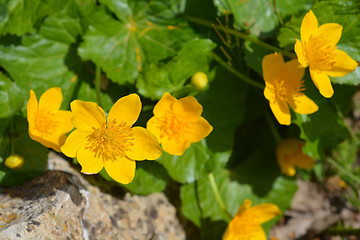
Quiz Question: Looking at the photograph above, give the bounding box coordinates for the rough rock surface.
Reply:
[0,152,185,240]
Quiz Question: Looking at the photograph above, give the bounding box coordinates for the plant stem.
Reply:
[208,172,232,220]
[265,111,282,143]
[211,53,264,89]
[325,227,360,236]
[186,16,296,59]
[95,65,103,108]
[326,157,360,184]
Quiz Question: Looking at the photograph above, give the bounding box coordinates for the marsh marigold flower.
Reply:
[295,10,358,98]
[61,94,162,184]
[27,87,73,152]
[147,92,212,156]
[191,72,208,90]
[276,138,314,176]
[263,52,318,125]
[223,199,281,240]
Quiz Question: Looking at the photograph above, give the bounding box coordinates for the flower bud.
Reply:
[5,154,24,169]
[191,72,208,90]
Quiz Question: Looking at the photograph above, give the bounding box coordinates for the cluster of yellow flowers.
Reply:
[27,88,212,184]
[263,10,358,126]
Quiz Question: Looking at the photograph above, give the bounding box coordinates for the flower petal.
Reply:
[146,117,162,142]
[317,23,342,46]
[269,100,291,125]
[246,203,281,224]
[28,130,63,152]
[107,93,141,127]
[223,222,266,240]
[56,110,74,134]
[174,96,203,117]
[309,68,334,98]
[289,93,318,115]
[104,157,136,184]
[126,127,162,161]
[285,59,305,82]
[293,151,315,169]
[187,117,213,143]
[153,92,177,117]
[61,129,89,158]
[326,49,358,77]
[161,136,191,156]
[77,147,104,174]
[27,90,38,129]
[295,39,309,68]
[39,87,63,112]
[262,52,285,84]
[301,10,318,42]
[276,138,300,157]
[71,100,106,131]
[235,199,252,216]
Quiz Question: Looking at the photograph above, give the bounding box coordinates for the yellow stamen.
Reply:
[33,109,58,137]
[86,120,134,162]
[157,112,190,142]
[304,34,337,70]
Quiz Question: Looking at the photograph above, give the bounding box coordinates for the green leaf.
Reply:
[180,183,202,227]
[121,161,170,195]
[0,0,69,36]
[157,140,211,184]
[0,73,24,118]
[137,39,216,99]
[244,41,273,75]
[0,117,48,186]
[78,1,196,85]
[213,0,311,35]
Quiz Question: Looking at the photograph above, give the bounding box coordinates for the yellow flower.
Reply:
[191,72,208,90]
[61,94,162,184]
[276,138,314,176]
[5,154,24,169]
[147,92,213,156]
[294,10,358,98]
[262,52,318,125]
[223,199,281,240]
[27,87,73,152]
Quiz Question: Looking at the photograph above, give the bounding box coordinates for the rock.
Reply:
[0,152,185,240]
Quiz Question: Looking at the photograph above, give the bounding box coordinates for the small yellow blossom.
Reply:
[276,138,314,176]
[223,199,281,240]
[61,94,162,184]
[295,10,358,98]
[5,154,24,169]
[262,52,318,125]
[191,72,208,90]
[147,92,213,156]
[27,87,73,152]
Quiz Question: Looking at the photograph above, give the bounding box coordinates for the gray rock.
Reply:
[0,152,185,240]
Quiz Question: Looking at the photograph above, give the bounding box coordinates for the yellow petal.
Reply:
[39,87,62,112]
[153,92,177,117]
[235,199,252,216]
[61,129,89,158]
[187,117,213,143]
[77,147,104,174]
[295,39,309,68]
[285,59,305,82]
[276,138,300,158]
[293,151,315,169]
[71,100,106,131]
[161,136,191,156]
[269,100,291,125]
[262,52,285,84]
[146,117,162,142]
[309,68,334,98]
[174,96,203,117]
[317,23,342,46]
[289,93,318,115]
[107,93,141,127]
[27,90,38,129]
[246,203,281,224]
[301,10,318,42]
[326,49,358,77]
[126,127,162,160]
[28,130,62,152]
[56,110,74,134]
[104,157,136,184]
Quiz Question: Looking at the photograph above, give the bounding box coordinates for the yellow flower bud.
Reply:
[4,154,24,169]
[191,72,208,90]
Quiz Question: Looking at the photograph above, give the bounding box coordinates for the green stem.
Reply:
[208,172,232,220]
[326,157,360,184]
[186,16,296,59]
[265,111,282,143]
[211,53,264,89]
[95,65,103,108]
[325,227,360,236]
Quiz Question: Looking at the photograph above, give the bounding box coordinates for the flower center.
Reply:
[229,215,260,239]
[157,112,189,141]
[304,34,337,70]
[85,120,134,162]
[272,78,305,103]
[33,109,58,137]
